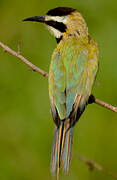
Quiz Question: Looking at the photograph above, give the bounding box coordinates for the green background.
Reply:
[0,0,117,180]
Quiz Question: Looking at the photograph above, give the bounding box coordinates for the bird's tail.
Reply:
[50,118,74,176]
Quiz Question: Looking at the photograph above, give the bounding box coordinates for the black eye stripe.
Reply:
[47,7,76,16]
[46,21,67,32]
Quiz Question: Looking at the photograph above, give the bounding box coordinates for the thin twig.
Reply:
[95,98,117,112]
[17,40,21,55]
[75,153,117,179]
[0,41,117,112]
[88,95,117,113]
[0,41,48,77]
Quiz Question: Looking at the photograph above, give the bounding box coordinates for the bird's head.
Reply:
[23,7,88,43]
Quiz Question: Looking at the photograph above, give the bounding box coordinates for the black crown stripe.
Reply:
[47,7,76,16]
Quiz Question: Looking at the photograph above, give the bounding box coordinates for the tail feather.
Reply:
[62,124,73,173]
[50,119,74,175]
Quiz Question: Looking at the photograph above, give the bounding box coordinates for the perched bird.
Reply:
[23,7,99,176]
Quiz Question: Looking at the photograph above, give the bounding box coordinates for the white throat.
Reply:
[46,25,62,38]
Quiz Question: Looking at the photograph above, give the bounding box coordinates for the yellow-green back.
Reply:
[49,35,99,120]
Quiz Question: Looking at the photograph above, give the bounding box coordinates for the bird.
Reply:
[23,7,99,176]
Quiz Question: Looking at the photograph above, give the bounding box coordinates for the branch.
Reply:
[75,153,117,179]
[88,95,117,113]
[0,41,116,113]
[0,41,48,78]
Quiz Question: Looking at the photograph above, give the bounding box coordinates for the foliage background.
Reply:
[0,0,117,180]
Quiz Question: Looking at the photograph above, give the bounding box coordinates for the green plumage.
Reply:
[49,36,99,120]
[49,35,99,175]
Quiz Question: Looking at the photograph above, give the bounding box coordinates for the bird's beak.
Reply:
[23,16,45,23]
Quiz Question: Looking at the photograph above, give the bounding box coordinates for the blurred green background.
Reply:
[0,0,117,180]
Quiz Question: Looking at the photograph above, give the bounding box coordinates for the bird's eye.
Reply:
[52,21,56,25]
[46,20,56,26]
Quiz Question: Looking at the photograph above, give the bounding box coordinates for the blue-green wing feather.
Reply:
[49,37,99,120]
[49,50,66,120]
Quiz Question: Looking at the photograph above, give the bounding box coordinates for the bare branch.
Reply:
[88,95,117,113]
[75,153,117,179]
[0,41,117,113]
[95,98,117,112]
[0,41,48,78]
[17,40,21,55]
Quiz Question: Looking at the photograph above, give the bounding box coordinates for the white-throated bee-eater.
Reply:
[23,7,99,176]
